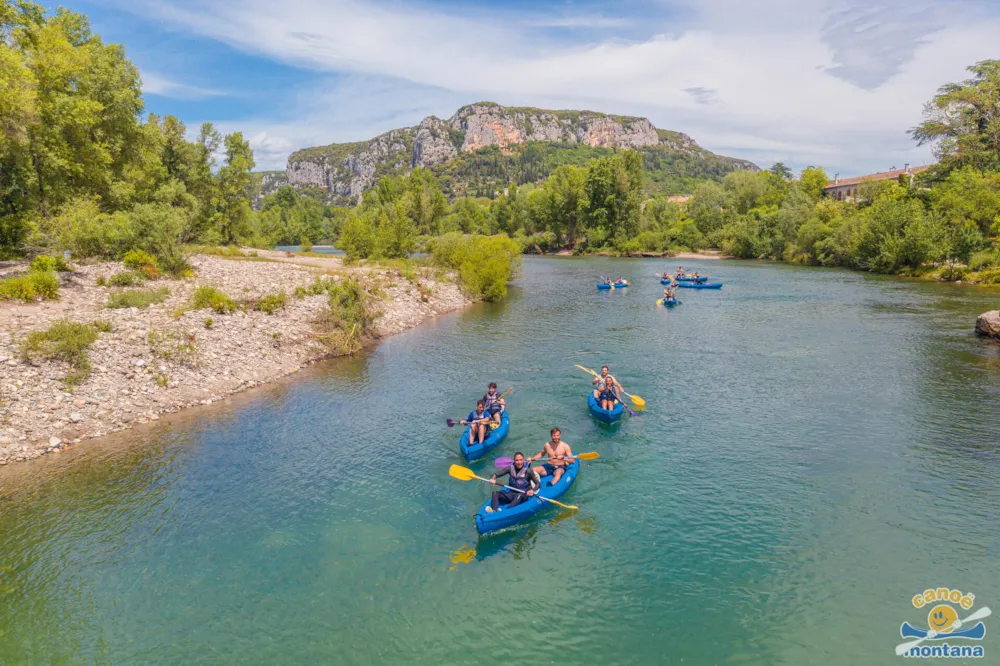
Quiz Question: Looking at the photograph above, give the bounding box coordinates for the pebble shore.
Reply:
[0,251,471,466]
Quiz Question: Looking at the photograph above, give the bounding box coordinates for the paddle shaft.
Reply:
[479,474,577,511]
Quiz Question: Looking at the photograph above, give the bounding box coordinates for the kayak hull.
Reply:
[675,276,708,283]
[660,278,673,285]
[677,282,722,289]
[460,410,510,461]
[661,299,679,307]
[474,458,581,535]
[588,393,625,423]
[597,282,628,290]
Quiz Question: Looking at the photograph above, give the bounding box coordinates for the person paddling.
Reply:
[461,400,490,448]
[675,266,685,278]
[530,427,574,484]
[591,365,623,401]
[482,382,505,425]
[486,452,538,513]
[663,285,676,301]
[598,376,620,410]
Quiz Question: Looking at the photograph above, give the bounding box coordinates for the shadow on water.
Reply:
[473,508,586,561]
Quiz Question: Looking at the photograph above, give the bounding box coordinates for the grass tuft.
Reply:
[20,320,100,387]
[106,287,170,309]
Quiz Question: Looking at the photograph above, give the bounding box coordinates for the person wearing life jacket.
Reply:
[598,376,620,410]
[675,266,685,278]
[486,452,539,513]
[592,365,623,401]
[482,382,505,425]
[663,286,676,302]
[460,400,490,448]
[530,427,574,485]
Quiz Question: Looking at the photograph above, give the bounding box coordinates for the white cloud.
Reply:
[131,0,1000,175]
[142,72,226,99]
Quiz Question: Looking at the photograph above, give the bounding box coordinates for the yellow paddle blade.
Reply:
[628,394,646,409]
[656,299,663,305]
[574,364,600,378]
[448,464,477,482]
[542,497,578,510]
[575,452,600,461]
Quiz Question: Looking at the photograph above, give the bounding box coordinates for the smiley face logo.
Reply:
[928,604,958,633]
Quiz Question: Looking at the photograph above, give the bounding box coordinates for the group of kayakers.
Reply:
[660,266,706,301]
[601,275,627,286]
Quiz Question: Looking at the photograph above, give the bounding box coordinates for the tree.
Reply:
[911,59,1000,174]
[798,167,829,201]
[585,151,643,247]
[769,162,793,180]
[214,132,256,244]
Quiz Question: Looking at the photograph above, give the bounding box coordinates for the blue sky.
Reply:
[76,0,1000,175]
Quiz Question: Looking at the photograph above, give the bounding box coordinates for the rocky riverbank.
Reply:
[0,251,471,466]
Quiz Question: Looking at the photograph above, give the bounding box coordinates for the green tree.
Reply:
[912,60,1000,174]
[585,151,643,248]
[798,167,829,201]
[769,162,793,180]
[214,132,256,244]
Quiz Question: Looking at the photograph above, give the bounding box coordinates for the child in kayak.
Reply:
[598,376,620,410]
[663,286,676,301]
[482,382,505,425]
[460,401,491,448]
[591,365,623,401]
[486,452,538,513]
[530,427,574,485]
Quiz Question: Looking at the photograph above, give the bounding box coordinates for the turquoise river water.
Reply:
[2,258,1000,664]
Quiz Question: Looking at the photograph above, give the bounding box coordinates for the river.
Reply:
[2,257,999,664]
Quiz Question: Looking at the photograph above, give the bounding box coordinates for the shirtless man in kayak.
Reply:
[592,365,623,401]
[486,452,538,513]
[530,427,574,484]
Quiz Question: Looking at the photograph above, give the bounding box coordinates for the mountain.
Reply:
[270,102,757,204]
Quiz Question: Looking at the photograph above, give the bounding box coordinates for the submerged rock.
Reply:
[975,310,1000,338]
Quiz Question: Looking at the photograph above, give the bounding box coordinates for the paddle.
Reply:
[574,364,645,411]
[895,606,992,656]
[448,464,579,510]
[495,452,600,467]
[446,387,513,427]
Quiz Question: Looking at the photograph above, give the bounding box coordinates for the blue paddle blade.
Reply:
[446,419,456,427]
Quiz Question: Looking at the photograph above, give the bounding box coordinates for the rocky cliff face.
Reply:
[283,102,754,202]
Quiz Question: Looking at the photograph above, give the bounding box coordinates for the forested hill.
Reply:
[273,103,758,203]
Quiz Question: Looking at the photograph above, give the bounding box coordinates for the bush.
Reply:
[315,278,378,353]
[190,286,238,314]
[969,247,1000,271]
[92,320,113,333]
[30,255,70,272]
[300,235,313,253]
[106,287,170,309]
[147,329,198,366]
[429,233,522,301]
[254,291,288,314]
[204,317,213,329]
[20,320,100,387]
[0,271,59,302]
[123,249,158,270]
[109,271,144,287]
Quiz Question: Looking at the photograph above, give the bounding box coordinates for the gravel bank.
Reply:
[0,253,471,466]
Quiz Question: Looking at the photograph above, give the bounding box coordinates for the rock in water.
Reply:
[975,310,1000,338]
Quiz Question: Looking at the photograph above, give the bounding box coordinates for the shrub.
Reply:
[30,255,70,272]
[204,317,213,329]
[429,233,522,301]
[0,271,59,302]
[109,271,144,287]
[20,320,100,387]
[148,329,198,366]
[254,291,288,314]
[315,278,378,353]
[294,286,306,299]
[300,235,313,253]
[123,249,158,270]
[968,247,1000,271]
[95,275,108,287]
[92,320,113,333]
[106,287,170,309]
[189,286,238,314]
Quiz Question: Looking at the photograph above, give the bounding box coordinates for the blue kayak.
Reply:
[659,278,673,285]
[588,393,624,423]
[596,282,628,290]
[474,458,581,535]
[660,299,679,307]
[677,282,722,289]
[460,410,510,461]
[676,276,708,283]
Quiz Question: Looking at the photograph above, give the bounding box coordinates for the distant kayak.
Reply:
[677,282,722,289]
[659,278,673,285]
[660,299,679,307]
[460,411,510,461]
[597,282,628,290]
[474,458,580,535]
[588,393,624,423]
[675,276,708,283]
